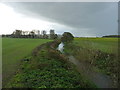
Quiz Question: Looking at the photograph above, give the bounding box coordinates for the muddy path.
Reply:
[68,55,114,88]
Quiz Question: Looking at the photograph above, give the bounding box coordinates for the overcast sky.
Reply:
[0,2,118,37]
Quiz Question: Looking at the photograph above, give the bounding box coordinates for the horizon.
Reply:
[0,2,118,37]
[0,29,119,38]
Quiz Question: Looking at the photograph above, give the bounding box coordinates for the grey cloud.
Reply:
[4,2,118,37]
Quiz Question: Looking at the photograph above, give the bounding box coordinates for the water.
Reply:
[68,56,113,88]
[57,43,114,88]
[57,42,64,53]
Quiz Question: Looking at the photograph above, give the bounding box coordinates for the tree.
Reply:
[49,29,58,39]
[41,30,46,35]
[41,30,47,39]
[13,30,22,38]
[43,34,48,39]
[61,32,74,43]
[30,31,35,38]
[53,34,58,39]
[50,29,54,39]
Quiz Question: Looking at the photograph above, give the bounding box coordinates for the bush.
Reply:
[61,32,74,43]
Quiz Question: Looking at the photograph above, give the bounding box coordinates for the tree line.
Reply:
[102,35,120,38]
[2,29,58,39]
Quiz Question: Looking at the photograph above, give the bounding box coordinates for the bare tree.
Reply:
[30,31,35,38]
[13,30,22,38]
[22,31,25,35]
[37,30,40,38]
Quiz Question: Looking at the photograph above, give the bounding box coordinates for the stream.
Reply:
[57,42,114,88]
[57,42,64,53]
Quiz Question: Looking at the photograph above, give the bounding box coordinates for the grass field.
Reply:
[2,38,52,85]
[64,37,118,66]
[73,38,118,54]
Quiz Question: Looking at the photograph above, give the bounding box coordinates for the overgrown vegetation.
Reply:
[64,37,118,87]
[5,40,96,88]
[61,32,74,43]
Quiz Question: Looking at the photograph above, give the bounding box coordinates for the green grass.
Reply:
[2,38,52,85]
[64,37,118,67]
[6,43,96,88]
[74,38,118,54]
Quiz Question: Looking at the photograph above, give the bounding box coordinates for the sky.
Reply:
[0,2,118,37]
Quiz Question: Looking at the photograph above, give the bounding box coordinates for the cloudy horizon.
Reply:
[0,2,118,37]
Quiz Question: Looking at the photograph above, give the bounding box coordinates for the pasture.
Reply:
[73,38,118,54]
[2,38,52,85]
